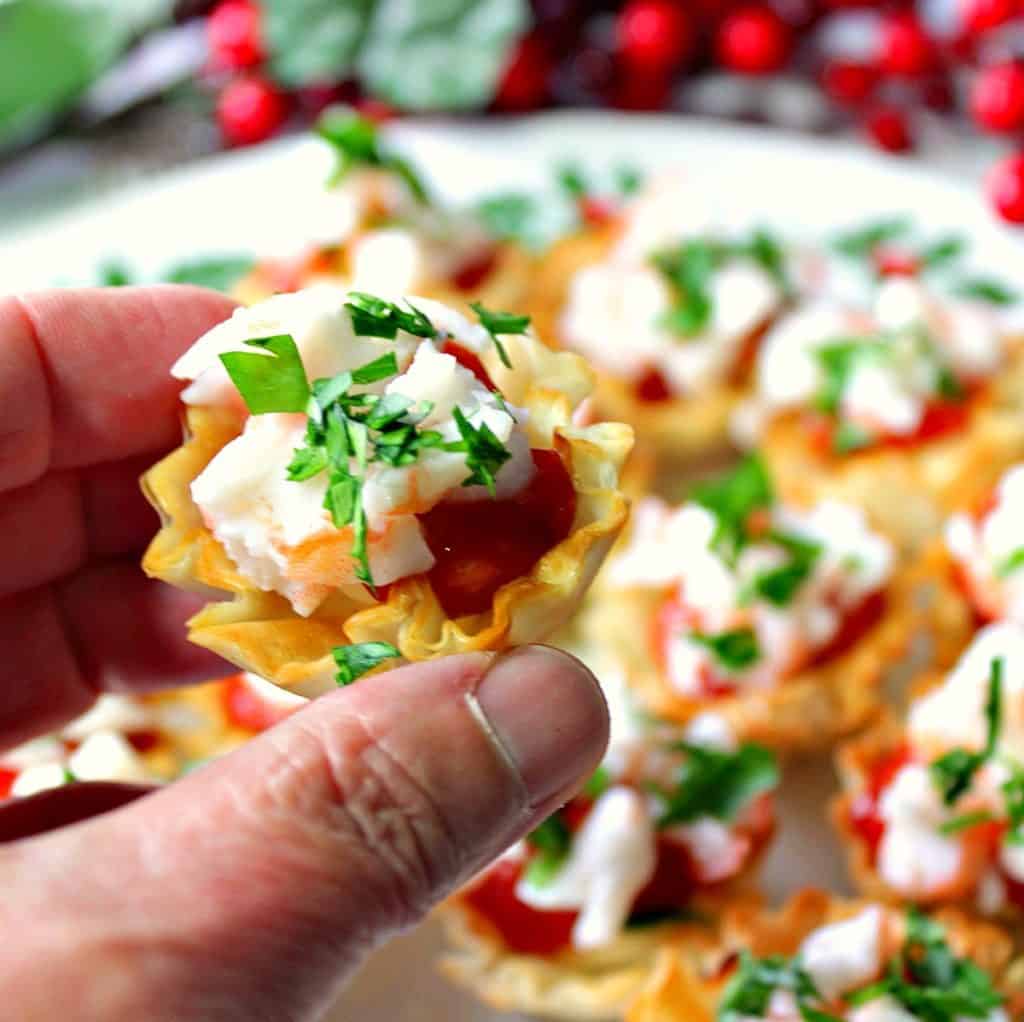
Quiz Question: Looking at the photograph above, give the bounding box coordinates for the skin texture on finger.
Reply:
[0,561,231,748]
[0,648,608,1022]
[0,286,236,494]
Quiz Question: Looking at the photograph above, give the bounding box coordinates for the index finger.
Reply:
[0,286,237,494]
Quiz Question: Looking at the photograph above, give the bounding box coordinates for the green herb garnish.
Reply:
[164,255,256,293]
[474,193,538,244]
[833,217,911,259]
[952,277,1018,306]
[316,107,429,203]
[930,658,1003,806]
[333,641,400,685]
[556,162,588,200]
[691,455,774,565]
[345,292,437,340]
[690,628,761,673]
[220,334,312,414]
[470,300,528,370]
[718,952,838,1022]
[524,813,572,887]
[918,235,966,270]
[652,239,720,337]
[742,530,822,607]
[996,548,1024,578]
[653,742,778,829]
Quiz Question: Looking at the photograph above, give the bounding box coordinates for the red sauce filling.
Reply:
[220,674,296,733]
[451,247,499,292]
[419,448,576,619]
[807,396,971,457]
[0,766,17,800]
[634,366,674,404]
[846,743,914,863]
[440,340,496,389]
[651,588,886,700]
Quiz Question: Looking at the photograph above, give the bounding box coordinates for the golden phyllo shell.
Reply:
[142,326,633,696]
[626,889,1024,1021]
[760,343,1024,555]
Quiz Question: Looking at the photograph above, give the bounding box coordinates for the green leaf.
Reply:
[582,766,610,799]
[333,641,400,685]
[742,531,822,607]
[351,351,400,384]
[918,235,965,269]
[356,0,529,112]
[996,548,1024,578]
[953,277,1018,306]
[0,0,172,147]
[744,227,792,294]
[651,239,723,339]
[163,256,256,294]
[556,162,588,199]
[814,338,888,416]
[524,813,571,887]
[655,743,778,828]
[448,406,512,495]
[833,420,875,455]
[474,193,539,244]
[691,628,761,673]
[939,810,994,835]
[99,260,134,287]
[470,300,528,368]
[833,217,911,259]
[346,291,436,339]
[263,0,372,88]
[220,335,311,415]
[691,455,774,565]
[614,165,643,196]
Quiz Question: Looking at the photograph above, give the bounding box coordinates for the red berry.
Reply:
[971,62,1024,134]
[494,35,551,111]
[217,77,288,146]
[617,0,694,71]
[878,14,936,78]
[716,6,792,75]
[821,59,878,106]
[960,0,1016,35]
[863,106,914,153]
[207,0,263,71]
[987,153,1024,223]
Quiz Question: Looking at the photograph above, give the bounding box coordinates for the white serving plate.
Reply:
[3,111,1023,1021]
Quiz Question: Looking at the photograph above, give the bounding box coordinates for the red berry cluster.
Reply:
[204,0,1024,225]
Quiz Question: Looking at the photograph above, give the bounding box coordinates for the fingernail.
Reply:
[473,645,609,808]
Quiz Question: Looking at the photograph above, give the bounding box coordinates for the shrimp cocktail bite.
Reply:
[142,286,633,695]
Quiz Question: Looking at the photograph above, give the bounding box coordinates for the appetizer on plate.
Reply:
[626,888,1022,1021]
[582,456,912,751]
[142,286,632,695]
[835,622,1024,919]
[441,658,778,1020]
[0,695,180,798]
[234,109,533,315]
[735,277,1024,551]
[531,174,791,461]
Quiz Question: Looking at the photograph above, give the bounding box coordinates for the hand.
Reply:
[0,288,608,1020]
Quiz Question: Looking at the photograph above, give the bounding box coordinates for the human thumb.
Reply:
[2,646,608,1021]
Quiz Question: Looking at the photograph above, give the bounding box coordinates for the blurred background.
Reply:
[3,0,1024,233]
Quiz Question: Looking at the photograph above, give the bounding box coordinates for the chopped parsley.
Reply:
[930,657,1003,806]
[718,952,838,1022]
[691,455,774,566]
[954,277,1018,306]
[582,765,610,799]
[221,295,514,590]
[524,814,572,887]
[918,235,966,270]
[333,642,400,685]
[741,530,822,607]
[220,334,312,414]
[847,909,1003,1021]
[164,255,256,293]
[653,742,778,829]
[996,547,1024,578]
[832,217,912,259]
[470,300,528,370]
[614,164,643,196]
[556,162,588,200]
[691,628,762,673]
[474,193,539,245]
[316,107,429,203]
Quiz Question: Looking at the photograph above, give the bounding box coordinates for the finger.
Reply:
[0,561,231,747]
[0,783,153,843]
[0,286,236,494]
[3,648,608,1020]
[0,454,161,597]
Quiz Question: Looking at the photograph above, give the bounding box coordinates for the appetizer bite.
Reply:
[0,695,176,798]
[442,659,778,1020]
[234,109,532,314]
[531,174,791,460]
[626,889,1022,1022]
[142,286,632,695]
[835,622,1024,919]
[735,277,1024,551]
[583,456,910,750]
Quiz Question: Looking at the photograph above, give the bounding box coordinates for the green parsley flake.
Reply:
[691,455,774,566]
[653,742,778,829]
[832,217,911,259]
[691,628,761,673]
[316,107,429,203]
[470,300,529,370]
[996,548,1024,579]
[345,292,437,340]
[220,334,312,414]
[333,642,400,685]
[954,277,1018,306]
[524,813,572,887]
[930,657,1003,806]
[718,952,837,1022]
[741,530,822,607]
